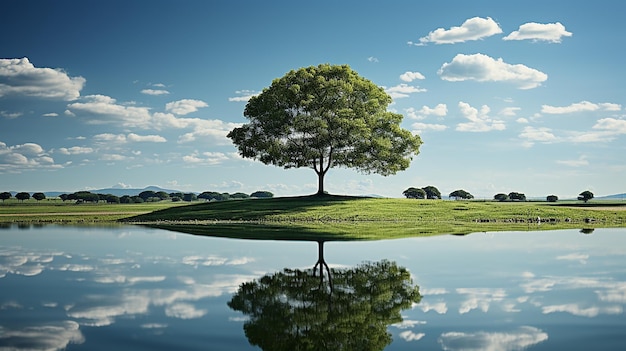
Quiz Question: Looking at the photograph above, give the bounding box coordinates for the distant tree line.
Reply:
[401,187,595,203]
[0,190,274,204]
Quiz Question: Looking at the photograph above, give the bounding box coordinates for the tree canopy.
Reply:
[578,190,594,203]
[228,64,422,195]
[402,187,426,199]
[449,189,474,200]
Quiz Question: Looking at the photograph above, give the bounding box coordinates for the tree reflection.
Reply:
[228,241,421,350]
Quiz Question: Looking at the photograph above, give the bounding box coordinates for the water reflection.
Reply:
[1,225,625,350]
[228,241,421,350]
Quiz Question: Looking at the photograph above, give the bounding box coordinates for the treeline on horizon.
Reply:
[0,190,275,203]
[403,186,597,203]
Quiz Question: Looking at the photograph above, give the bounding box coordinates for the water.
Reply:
[1,225,625,350]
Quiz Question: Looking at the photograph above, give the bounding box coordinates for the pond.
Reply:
[1,225,625,350]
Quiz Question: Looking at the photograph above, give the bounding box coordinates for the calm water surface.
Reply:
[1,225,625,350]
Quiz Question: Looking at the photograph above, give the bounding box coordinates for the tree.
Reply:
[508,192,526,201]
[15,192,30,202]
[578,190,594,203]
[251,191,274,198]
[422,185,441,199]
[449,189,474,200]
[402,187,425,199]
[105,194,120,204]
[183,193,197,202]
[0,192,11,202]
[546,195,558,202]
[231,192,250,199]
[228,64,422,195]
[228,241,421,351]
[32,192,46,201]
[494,193,508,202]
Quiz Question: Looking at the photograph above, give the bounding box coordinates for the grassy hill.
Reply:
[123,195,626,240]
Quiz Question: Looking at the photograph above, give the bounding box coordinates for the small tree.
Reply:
[251,191,274,198]
[494,193,508,202]
[32,192,46,201]
[0,192,11,202]
[422,185,441,199]
[546,195,558,202]
[578,190,594,203]
[449,189,474,200]
[508,192,526,201]
[183,193,197,202]
[16,192,30,202]
[403,187,426,199]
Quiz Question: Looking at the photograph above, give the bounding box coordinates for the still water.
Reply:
[1,225,625,350]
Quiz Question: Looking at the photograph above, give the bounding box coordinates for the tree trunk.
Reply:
[317,171,325,195]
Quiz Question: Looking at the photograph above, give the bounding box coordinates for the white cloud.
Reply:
[57,146,95,155]
[556,253,589,264]
[127,133,167,143]
[42,112,59,117]
[419,17,502,44]
[456,102,506,132]
[592,118,626,134]
[0,321,85,350]
[406,104,448,120]
[556,156,589,167]
[67,95,153,127]
[439,53,547,89]
[367,56,379,63]
[504,22,572,43]
[542,303,622,318]
[419,301,448,314]
[165,302,207,319]
[384,84,426,99]
[0,141,59,172]
[499,107,521,116]
[228,90,259,102]
[182,152,232,165]
[141,89,170,95]
[438,326,548,351]
[412,122,448,133]
[399,330,426,342]
[165,99,208,115]
[456,287,507,314]
[0,111,22,119]
[519,126,558,146]
[400,71,425,82]
[0,57,85,100]
[541,101,621,114]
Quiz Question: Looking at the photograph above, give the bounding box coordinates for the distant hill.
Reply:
[597,193,626,200]
[42,186,184,198]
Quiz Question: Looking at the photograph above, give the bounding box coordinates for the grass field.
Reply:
[3,195,625,240]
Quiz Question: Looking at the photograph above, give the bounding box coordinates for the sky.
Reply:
[1,0,624,199]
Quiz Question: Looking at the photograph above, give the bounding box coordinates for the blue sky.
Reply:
[1,0,624,198]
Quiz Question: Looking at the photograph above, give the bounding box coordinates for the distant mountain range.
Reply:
[597,193,626,200]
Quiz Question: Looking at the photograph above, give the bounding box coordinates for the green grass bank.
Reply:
[121,195,626,240]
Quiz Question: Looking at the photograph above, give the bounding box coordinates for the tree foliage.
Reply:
[402,187,425,199]
[422,185,441,199]
[15,192,30,202]
[32,192,46,201]
[508,192,526,201]
[578,190,594,203]
[546,195,558,202]
[449,189,474,200]
[0,192,12,202]
[250,191,274,198]
[228,64,422,195]
[494,193,508,202]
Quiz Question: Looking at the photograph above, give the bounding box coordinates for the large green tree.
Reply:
[228,64,422,195]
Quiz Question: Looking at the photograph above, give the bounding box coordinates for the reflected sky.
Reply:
[1,225,625,350]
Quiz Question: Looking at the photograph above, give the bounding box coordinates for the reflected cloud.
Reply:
[0,248,63,277]
[165,302,207,319]
[0,321,85,350]
[542,303,623,318]
[399,330,426,342]
[457,288,506,314]
[182,255,254,267]
[438,326,548,351]
[556,253,589,264]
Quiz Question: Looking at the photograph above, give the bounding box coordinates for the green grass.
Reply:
[122,195,626,240]
[3,196,624,240]
[0,199,185,223]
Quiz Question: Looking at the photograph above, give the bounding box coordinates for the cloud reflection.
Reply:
[438,326,548,351]
[0,321,85,350]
